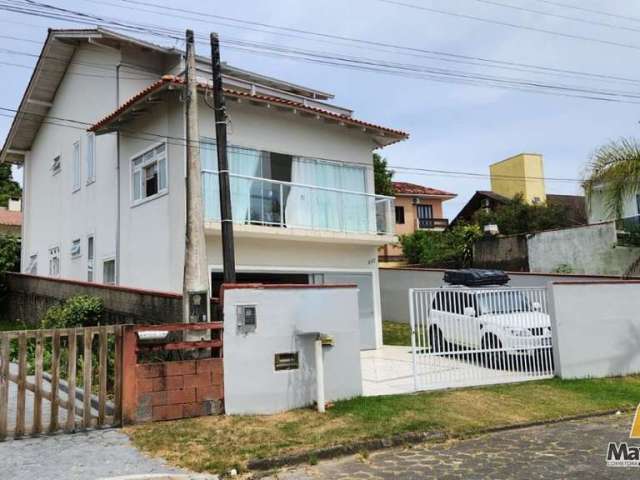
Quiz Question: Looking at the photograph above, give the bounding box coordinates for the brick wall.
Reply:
[135,358,224,422]
[3,272,183,326]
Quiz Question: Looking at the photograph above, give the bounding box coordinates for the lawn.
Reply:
[382,320,412,346]
[127,375,640,474]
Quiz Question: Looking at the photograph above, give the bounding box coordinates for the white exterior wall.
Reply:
[548,281,640,378]
[22,43,162,282]
[223,286,362,414]
[588,187,640,223]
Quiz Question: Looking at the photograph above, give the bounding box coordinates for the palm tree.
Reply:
[585,138,640,219]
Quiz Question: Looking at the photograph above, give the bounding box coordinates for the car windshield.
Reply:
[476,291,534,315]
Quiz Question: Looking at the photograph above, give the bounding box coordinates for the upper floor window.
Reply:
[49,246,60,277]
[103,258,116,285]
[51,155,61,175]
[87,235,95,282]
[71,238,81,258]
[132,142,167,204]
[395,206,405,224]
[86,133,95,184]
[72,141,81,192]
[27,253,38,275]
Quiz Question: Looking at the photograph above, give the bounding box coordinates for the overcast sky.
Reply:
[2,0,640,217]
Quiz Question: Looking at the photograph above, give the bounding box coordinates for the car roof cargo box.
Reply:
[443,269,510,287]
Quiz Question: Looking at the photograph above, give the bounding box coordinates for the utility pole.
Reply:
[210,32,236,284]
[183,29,210,323]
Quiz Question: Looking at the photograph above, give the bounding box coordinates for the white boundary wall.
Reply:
[380,267,618,324]
[548,281,640,379]
[223,285,362,414]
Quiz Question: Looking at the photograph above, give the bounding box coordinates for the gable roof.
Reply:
[449,190,510,227]
[0,28,346,164]
[392,181,456,198]
[88,75,409,145]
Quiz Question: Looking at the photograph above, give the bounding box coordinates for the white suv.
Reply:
[429,287,552,362]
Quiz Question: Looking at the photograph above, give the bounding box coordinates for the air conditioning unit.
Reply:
[412,197,420,204]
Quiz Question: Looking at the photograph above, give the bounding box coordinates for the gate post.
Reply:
[121,325,138,426]
[408,288,418,392]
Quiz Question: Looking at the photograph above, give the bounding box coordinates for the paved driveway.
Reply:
[271,413,636,479]
[0,428,213,480]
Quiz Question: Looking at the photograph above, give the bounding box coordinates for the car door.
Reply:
[459,293,482,348]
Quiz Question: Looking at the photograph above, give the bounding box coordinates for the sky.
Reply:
[2,0,640,218]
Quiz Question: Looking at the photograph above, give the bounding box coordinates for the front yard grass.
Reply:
[127,375,640,474]
[382,320,411,346]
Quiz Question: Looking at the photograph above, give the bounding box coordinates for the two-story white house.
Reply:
[1,28,407,349]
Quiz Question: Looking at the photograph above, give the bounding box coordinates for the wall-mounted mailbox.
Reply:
[236,304,257,334]
[274,352,299,371]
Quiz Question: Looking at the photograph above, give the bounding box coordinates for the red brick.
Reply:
[150,391,168,406]
[183,402,206,418]
[196,358,222,374]
[152,375,184,392]
[137,377,154,393]
[152,404,183,421]
[136,363,164,379]
[164,360,196,376]
[166,388,196,405]
[183,372,213,388]
[196,384,224,402]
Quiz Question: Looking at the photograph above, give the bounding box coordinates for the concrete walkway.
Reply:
[270,413,635,479]
[0,428,215,480]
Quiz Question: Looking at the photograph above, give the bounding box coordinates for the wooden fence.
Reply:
[0,325,123,440]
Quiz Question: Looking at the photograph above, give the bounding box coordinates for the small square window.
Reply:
[48,247,60,277]
[131,142,168,203]
[71,239,81,258]
[274,352,299,371]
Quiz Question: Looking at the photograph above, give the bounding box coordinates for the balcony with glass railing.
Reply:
[201,171,395,237]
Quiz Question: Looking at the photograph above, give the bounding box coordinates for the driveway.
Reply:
[270,413,636,479]
[0,428,214,479]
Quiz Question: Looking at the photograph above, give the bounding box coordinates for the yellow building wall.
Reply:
[490,153,546,204]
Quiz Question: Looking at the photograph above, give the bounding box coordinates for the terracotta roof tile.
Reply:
[0,209,22,226]
[89,75,409,142]
[392,181,456,197]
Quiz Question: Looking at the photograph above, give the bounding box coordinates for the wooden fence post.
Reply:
[121,325,138,425]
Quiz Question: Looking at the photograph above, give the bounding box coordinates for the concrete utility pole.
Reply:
[210,32,237,284]
[183,29,211,323]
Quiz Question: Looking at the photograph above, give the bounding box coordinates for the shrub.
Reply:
[400,224,481,268]
[41,295,105,329]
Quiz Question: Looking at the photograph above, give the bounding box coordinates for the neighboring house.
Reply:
[0,28,408,350]
[587,185,640,226]
[0,199,22,236]
[451,152,586,227]
[379,181,456,261]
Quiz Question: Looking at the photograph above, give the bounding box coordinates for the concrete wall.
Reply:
[4,272,182,326]
[222,285,362,414]
[527,222,640,276]
[473,235,529,271]
[380,267,624,324]
[548,281,640,378]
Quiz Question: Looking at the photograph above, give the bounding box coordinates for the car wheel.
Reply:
[429,326,446,353]
[482,334,505,369]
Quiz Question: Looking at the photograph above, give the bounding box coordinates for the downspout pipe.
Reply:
[115,63,122,285]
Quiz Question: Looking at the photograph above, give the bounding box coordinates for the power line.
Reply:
[532,0,640,25]
[373,0,640,51]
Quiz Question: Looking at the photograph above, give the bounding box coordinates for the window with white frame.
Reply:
[51,155,61,175]
[48,246,60,277]
[131,142,167,203]
[87,235,95,282]
[27,253,38,275]
[71,238,81,258]
[103,258,115,285]
[86,133,95,184]
[72,141,81,192]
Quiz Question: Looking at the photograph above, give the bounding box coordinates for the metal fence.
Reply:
[409,287,554,391]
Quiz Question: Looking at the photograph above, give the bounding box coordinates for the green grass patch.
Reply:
[382,320,412,346]
[127,376,640,474]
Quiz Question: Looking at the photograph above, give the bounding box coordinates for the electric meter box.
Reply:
[187,290,209,323]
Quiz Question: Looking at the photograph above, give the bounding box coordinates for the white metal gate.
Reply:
[409,287,554,391]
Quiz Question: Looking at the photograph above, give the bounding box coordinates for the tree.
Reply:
[373,153,394,196]
[0,163,21,207]
[474,194,572,235]
[584,137,640,219]
[400,224,481,268]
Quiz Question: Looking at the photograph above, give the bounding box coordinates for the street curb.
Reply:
[246,408,632,471]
